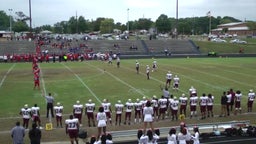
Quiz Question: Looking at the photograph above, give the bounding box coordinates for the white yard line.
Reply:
[86,63,149,98]
[173,64,255,88]
[61,63,102,103]
[0,64,16,88]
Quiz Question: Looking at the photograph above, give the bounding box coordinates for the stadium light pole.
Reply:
[29,0,32,33]
[175,0,178,39]
[8,8,13,32]
[127,8,129,33]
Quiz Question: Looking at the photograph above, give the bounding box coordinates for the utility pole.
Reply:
[29,0,32,33]
[8,9,13,32]
[175,0,179,39]
[127,8,129,33]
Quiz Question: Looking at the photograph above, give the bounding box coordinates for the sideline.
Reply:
[0,63,16,88]
[61,63,102,103]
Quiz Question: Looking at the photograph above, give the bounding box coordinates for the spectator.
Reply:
[167,128,177,144]
[29,123,41,144]
[191,126,200,144]
[139,129,159,144]
[11,121,25,144]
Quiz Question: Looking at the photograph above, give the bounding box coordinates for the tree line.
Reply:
[0,10,255,35]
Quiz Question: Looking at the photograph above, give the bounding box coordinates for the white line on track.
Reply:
[61,63,102,103]
[0,63,16,88]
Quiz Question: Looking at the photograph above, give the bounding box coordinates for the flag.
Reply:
[207,11,211,17]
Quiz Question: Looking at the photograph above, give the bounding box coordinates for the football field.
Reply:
[0,57,256,143]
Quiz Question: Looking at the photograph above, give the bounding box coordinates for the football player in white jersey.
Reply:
[65,115,79,144]
[234,90,242,115]
[199,93,208,119]
[247,89,255,112]
[134,99,142,123]
[31,104,41,128]
[170,97,179,121]
[152,59,157,72]
[179,94,188,116]
[207,94,214,118]
[85,99,96,127]
[166,71,172,88]
[136,60,140,74]
[20,104,31,129]
[115,100,124,126]
[73,100,83,126]
[102,99,112,125]
[158,96,168,120]
[190,95,198,119]
[173,75,180,91]
[146,65,150,80]
[54,102,64,128]
[124,99,133,125]
[151,95,159,121]
[189,86,197,97]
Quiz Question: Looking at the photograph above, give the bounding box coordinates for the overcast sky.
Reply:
[1,0,255,27]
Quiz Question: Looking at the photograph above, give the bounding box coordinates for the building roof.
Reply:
[218,22,245,27]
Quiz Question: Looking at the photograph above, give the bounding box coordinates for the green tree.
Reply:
[136,18,153,30]
[92,17,105,32]
[155,14,171,33]
[68,16,77,33]
[12,21,29,32]
[0,11,10,30]
[100,18,114,33]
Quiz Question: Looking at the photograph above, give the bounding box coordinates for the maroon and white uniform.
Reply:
[124,100,133,124]
[166,71,172,86]
[20,106,31,129]
[171,99,179,116]
[173,75,180,89]
[115,102,124,125]
[31,106,40,124]
[189,87,197,97]
[235,93,242,110]
[54,105,64,127]
[85,102,95,121]
[190,96,198,112]
[140,98,148,109]
[73,103,83,124]
[207,96,214,111]
[65,118,79,138]
[102,102,112,121]
[151,98,159,118]
[158,97,168,114]
[200,96,208,113]
[179,95,188,115]
[247,90,255,110]
[134,100,142,123]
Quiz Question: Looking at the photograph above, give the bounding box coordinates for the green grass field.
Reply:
[1,57,256,143]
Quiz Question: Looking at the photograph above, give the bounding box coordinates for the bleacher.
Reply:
[0,39,199,59]
[0,40,35,54]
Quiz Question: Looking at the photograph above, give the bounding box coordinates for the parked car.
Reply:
[211,38,227,43]
[230,39,247,44]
